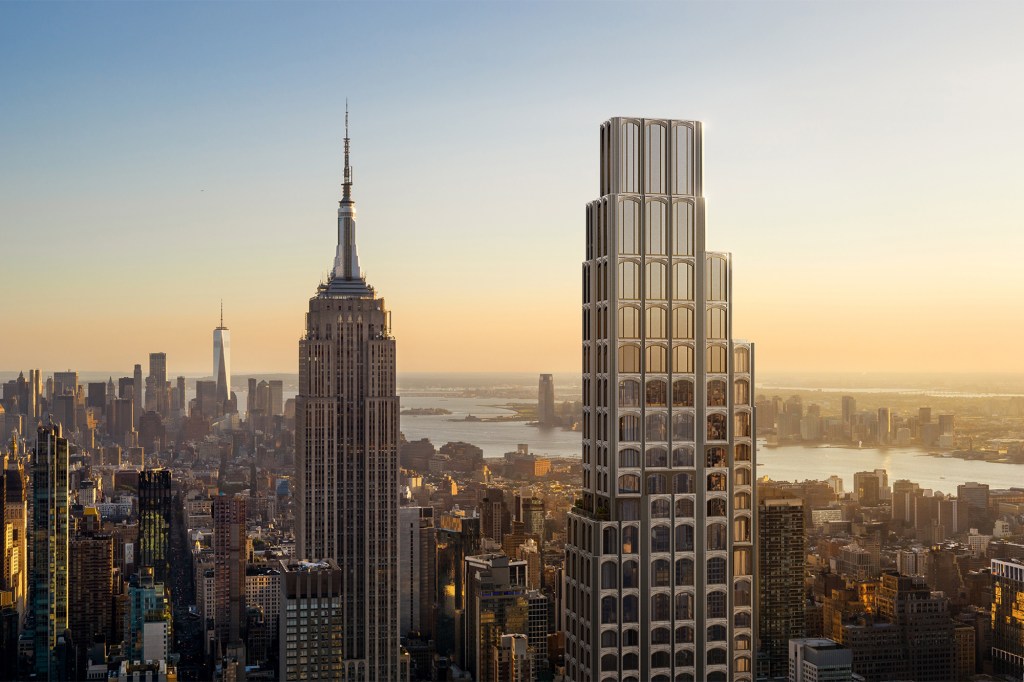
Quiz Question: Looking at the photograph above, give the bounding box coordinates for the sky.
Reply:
[2,1,1023,376]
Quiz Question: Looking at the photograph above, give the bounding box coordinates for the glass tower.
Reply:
[295,112,401,680]
[564,118,755,682]
[214,302,231,408]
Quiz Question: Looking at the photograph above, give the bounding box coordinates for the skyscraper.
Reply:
[214,302,231,408]
[758,497,806,678]
[32,423,71,678]
[133,363,143,428]
[564,118,756,681]
[213,495,246,654]
[138,469,173,584]
[295,112,401,679]
[538,374,556,426]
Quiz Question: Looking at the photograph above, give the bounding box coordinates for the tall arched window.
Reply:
[675,497,694,518]
[601,596,617,623]
[619,344,641,373]
[706,306,727,340]
[707,523,728,550]
[675,558,694,586]
[708,379,728,407]
[651,525,670,552]
[673,262,693,301]
[651,593,670,621]
[673,412,695,440]
[705,255,728,301]
[618,306,640,339]
[705,447,728,468]
[707,473,727,491]
[652,559,671,587]
[601,562,617,589]
[646,262,667,300]
[645,123,666,194]
[645,447,668,467]
[672,306,694,340]
[672,379,694,407]
[707,413,727,440]
[734,580,752,606]
[646,380,667,407]
[618,474,640,494]
[619,448,640,468]
[672,446,694,467]
[618,197,640,254]
[620,121,640,192]
[618,261,640,300]
[619,415,640,441]
[646,346,667,373]
[646,474,668,495]
[672,124,694,196]
[734,346,750,372]
[735,412,751,438]
[622,528,639,555]
[646,306,667,339]
[735,444,751,462]
[645,199,667,255]
[675,524,694,551]
[707,591,727,619]
[707,557,727,584]
[706,345,728,373]
[651,499,670,518]
[646,413,667,441]
[674,592,693,620]
[674,472,694,494]
[672,200,694,255]
[734,379,750,405]
[619,379,640,407]
[673,344,694,372]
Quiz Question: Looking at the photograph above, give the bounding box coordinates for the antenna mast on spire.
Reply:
[342,100,352,202]
[220,299,224,328]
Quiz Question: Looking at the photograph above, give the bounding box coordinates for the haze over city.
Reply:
[4,1,1024,374]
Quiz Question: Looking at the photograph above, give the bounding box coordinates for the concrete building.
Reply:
[295,113,401,679]
[465,554,531,682]
[537,374,556,427]
[788,638,853,682]
[759,497,806,678]
[213,495,246,654]
[278,559,344,681]
[493,633,532,682]
[564,117,756,681]
[399,506,436,639]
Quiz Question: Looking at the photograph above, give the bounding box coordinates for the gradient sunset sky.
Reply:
[2,1,1023,375]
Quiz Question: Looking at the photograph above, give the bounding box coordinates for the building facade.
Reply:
[214,303,232,408]
[32,423,70,677]
[564,118,756,681]
[295,115,401,679]
[213,495,247,652]
[991,558,1024,676]
[138,468,172,583]
[759,497,806,678]
[278,560,344,681]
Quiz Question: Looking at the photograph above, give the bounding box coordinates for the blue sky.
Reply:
[2,1,1023,374]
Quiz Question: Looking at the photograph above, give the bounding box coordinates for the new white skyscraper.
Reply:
[564,118,755,682]
[295,112,401,679]
[213,302,231,407]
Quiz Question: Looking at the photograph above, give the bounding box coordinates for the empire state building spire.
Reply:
[333,102,362,281]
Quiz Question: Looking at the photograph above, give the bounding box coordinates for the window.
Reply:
[706,255,728,301]
[623,653,639,670]
[672,124,693,196]
[601,562,617,589]
[705,447,728,468]
[735,411,751,438]
[673,412,695,440]
[707,648,727,665]
[652,627,671,645]
[646,413,667,441]
[672,446,694,467]
[734,379,749,405]
[734,548,752,575]
[601,596,617,624]
[675,524,694,551]
[651,593,670,621]
[619,415,640,441]
[734,580,751,607]
[622,595,639,623]
[645,123,666,194]
[675,497,694,517]
[734,346,750,373]
[672,201,694,256]
[734,656,751,673]
[618,306,640,339]
[672,306,694,340]
[734,492,750,510]
[623,558,638,584]
[708,379,727,407]
[646,380,667,407]
[735,443,751,462]
[674,472,694,494]
[672,263,693,301]
[707,624,727,642]
[651,499,670,518]
[707,523,728,550]
[601,630,617,648]
[651,525,670,552]
[707,498,727,516]
[646,262,667,300]
[673,344,694,372]
[619,448,640,468]
[646,346,667,373]
[645,199,667,254]
[619,379,640,407]
[707,473,727,492]
[672,379,694,407]
[735,467,751,486]
[675,592,693,620]
[646,474,667,495]
[735,634,751,651]
[618,198,640,254]
[675,558,694,586]
[735,611,751,629]
[707,557,727,584]
[618,261,640,300]
[707,592,727,619]
[675,650,694,667]
[706,345,728,373]
[622,528,639,555]
[676,625,694,643]
[646,306,667,339]
[618,474,640,494]
[602,653,617,672]
[619,344,641,373]
[707,413,727,440]
[645,447,668,467]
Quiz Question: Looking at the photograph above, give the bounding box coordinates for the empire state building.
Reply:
[296,114,401,680]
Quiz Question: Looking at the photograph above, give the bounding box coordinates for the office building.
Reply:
[214,302,232,408]
[564,118,756,681]
[69,520,114,676]
[32,423,71,678]
[494,634,532,682]
[759,497,806,678]
[213,495,246,653]
[465,554,530,682]
[268,380,283,417]
[876,571,953,680]
[133,364,143,428]
[991,558,1024,676]
[538,374,556,426]
[295,113,401,679]
[436,509,483,663]
[1,455,27,621]
[399,506,436,639]
[138,469,173,583]
[788,638,853,682]
[125,567,171,664]
[278,559,344,681]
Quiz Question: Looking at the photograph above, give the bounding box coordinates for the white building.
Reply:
[788,638,853,681]
[564,118,756,681]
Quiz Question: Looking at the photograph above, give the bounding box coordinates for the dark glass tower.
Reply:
[138,468,173,583]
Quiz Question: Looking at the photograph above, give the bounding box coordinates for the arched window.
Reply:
[651,593,670,621]
[619,448,640,468]
[623,628,639,646]
[735,467,751,486]
[601,596,618,623]
[646,413,667,441]
[707,473,727,492]
[672,446,694,467]
[622,595,639,623]
[675,650,694,667]
[708,673,727,682]
[735,443,751,462]
[651,627,671,645]
[645,447,668,468]
[645,122,667,193]
[735,655,751,673]
[619,344,641,373]
[646,345,667,373]
[734,580,752,607]
[618,474,640,494]
[675,558,694,586]
[618,261,640,300]
[734,492,751,510]
[707,523,728,550]
[646,306,667,339]
[734,346,750,373]
[707,557,727,584]
[672,379,694,407]
[618,306,640,339]
[652,559,671,587]
[675,524,694,551]
[672,306,694,340]
[735,634,751,650]
[601,562,617,589]
[651,525,670,552]
[673,344,694,372]
[705,446,728,468]
[735,411,751,438]
[707,498,727,516]
[601,630,617,648]
[734,379,749,405]
[623,558,638,585]
[618,197,640,254]
[673,412,695,440]
[672,199,694,254]
[651,499,670,518]
[601,653,617,672]
[646,380,667,407]
[646,474,667,495]
[675,592,693,620]
[646,262,667,300]
[672,262,693,301]
[705,255,728,301]
[674,472,694,494]
[735,611,751,629]
[675,497,694,518]
[676,626,694,644]
[619,379,640,407]
[708,379,728,407]
[645,199,667,254]
[603,527,618,554]
[707,413,727,440]
[734,516,750,543]
[706,345,728,373]
[707,648,727,665]
[707,625,727,642]
[623,653,639,670]
[734,547,752,576]
[706,306,727,340]
[619,415,640,441]
[707,591,727,619]
[652,654,671,672]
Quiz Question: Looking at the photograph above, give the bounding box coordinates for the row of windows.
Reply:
[608,120,696,196]
[616,412,751,442]
[615,444,752,469]
[616,469,751,495]
[618,378,749,407]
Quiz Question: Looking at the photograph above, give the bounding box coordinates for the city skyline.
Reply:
[4,2,1024,374]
